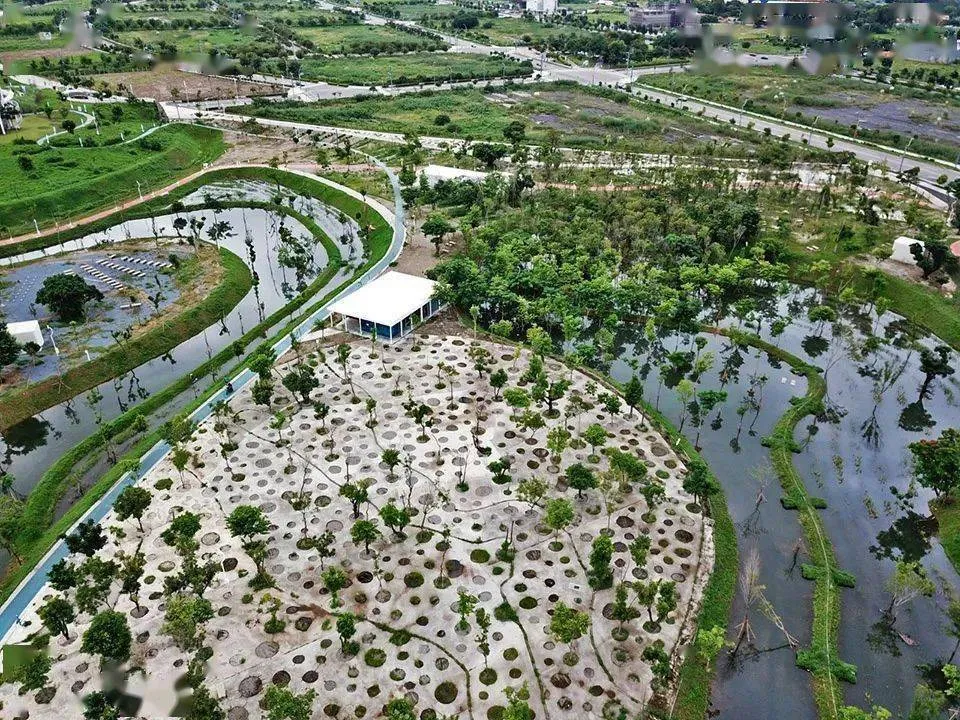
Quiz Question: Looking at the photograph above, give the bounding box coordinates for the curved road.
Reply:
[0,160,406,646]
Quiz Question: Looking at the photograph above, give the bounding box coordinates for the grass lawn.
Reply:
[113,26,268,54]
[452,16,596,46]
[294,24,443,53]
[932,496,960,575]
[0,115,48,144]
[47,100,162,146]
[0,34,68,53]
[238,82,814,158]
[0,123,225,236]
[294,51,531,86]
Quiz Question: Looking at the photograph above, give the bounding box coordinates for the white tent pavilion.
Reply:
[6,320,43,349]
[329,271,444,342]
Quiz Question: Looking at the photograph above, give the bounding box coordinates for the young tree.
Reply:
[566,462,596,499]
[909,428,960,499]
[456,588,478,632]
[517,477,548,510]
[226,505,272,587]
[546,426,571,464]
[281,365,319,406]
[340,479,370,518]
[636,579,660,623]
[117,550,146,610]
[503,685,534,720]
[38,595,76,639]
[81,610,132,664]
[263,685,317,720]
[422,212,454,256]
[381,448,401,478]
[549,602,590,648]
[161,511,201,546]
[64,519,107,557]
[385,696,417,720]
[351,518,382,554]
[582,423,608,458]
[490,368,508,400]
[629,535,651,571]
[544,497,575,539]
[336,613,358,654]
[475,606,492,667]
[321,567,348,608]
[378,501,410,539]
[623,375,644,417]
[682,459,720,508]
[612,582,635,629]
[588,534,614,590]
[656,580,677,623]
[113,485,152,533]
[36,274,103,321]
[885,560,935,621]
[162,595,214,651]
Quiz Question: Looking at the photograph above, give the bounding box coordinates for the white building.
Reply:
[526,0,557,16]
[420,164,491,187]
[891,235,922,265]
[6,320,44,349]
[329,271,444,342]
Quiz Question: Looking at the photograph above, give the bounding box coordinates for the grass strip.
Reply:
[717,328,850,720]
[931,497,960,574]
[0,167,392,608]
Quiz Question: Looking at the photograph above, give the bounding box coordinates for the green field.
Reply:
[442,16,597,46]
[292,51,532,86]
[113,26,269,54]
[0,123,225,236]
[237,82,822,159]
[294,24,444,54]
[643,66,960,161]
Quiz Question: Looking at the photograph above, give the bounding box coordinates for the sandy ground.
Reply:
[214,130,317,167]
[92,66,284,102]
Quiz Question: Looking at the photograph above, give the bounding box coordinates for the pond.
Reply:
[606,284,959,718]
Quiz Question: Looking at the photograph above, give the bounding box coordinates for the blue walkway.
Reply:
[0,159,406,643]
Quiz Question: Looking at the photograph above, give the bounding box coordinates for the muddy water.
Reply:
[607,286,959,718]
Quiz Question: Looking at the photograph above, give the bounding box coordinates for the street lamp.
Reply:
[898,135,916,174]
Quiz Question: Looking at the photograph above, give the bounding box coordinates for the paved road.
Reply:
[0,160,406,648]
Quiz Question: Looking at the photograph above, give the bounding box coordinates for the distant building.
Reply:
[526,0,557,15]
[627,2,697,30]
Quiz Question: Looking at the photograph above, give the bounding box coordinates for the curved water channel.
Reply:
[0,163,405,643]
[607,286,959,719]
[0,178,363,497]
